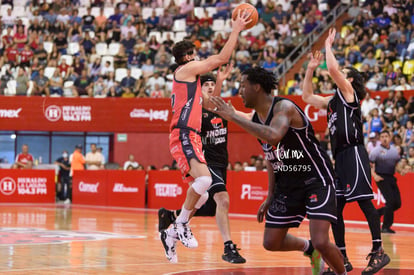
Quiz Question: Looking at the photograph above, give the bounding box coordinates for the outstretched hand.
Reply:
[217,62,234,82]
[209,97,235,121]
[232,9,253,32]
[307,51,324,71]
[325,28,336,48]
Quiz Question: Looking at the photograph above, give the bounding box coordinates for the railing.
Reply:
[275,3,350,89]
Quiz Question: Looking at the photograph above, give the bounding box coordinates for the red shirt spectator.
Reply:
[14,26,27,50]
[58,60,71,77]
[6,46,18,64]
[20,46,34,65]
[12,144,34,169]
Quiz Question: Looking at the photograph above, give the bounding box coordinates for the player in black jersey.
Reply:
[302,28,390,275]
[158,65,246,264]
[210,67,345,275]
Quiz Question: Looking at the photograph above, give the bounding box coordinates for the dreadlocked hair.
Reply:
[242,67,278,95]
[345,66,367,100]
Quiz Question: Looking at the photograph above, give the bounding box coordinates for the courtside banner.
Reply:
[72,170,107,206]
[147,170,187,209]
[107,170,145,208]
[227,171,269,215]
[0,169,55,203]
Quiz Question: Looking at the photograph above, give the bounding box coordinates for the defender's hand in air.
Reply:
[325,28,336,49]
[217,62,234,83]
[307,51,324,71]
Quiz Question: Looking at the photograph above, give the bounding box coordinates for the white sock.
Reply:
[175,207,191,223]
[303,240,310,252]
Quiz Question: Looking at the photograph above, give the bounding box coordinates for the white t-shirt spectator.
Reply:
[124,160,139,170]
[147,76,165,91]
[121,25,137,38]
[57,14,71,24]
[85,152,104,170]
[2,13,16,26]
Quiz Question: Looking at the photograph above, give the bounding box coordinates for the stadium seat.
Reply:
[44,67,56,79]
[402,60,414,76]
[149,31,162,43]
[91,7,100,17]
[108,43,121,56]
[155,8,164,17]
[212,19,225,32]
[172,19,186,32]
[206,7,217,18]
[27,81,34,96]
[392,60,403,71]
[104,7,114,18]
[101,55,114,69]
[14,0,26,7]
[161,31,175,43]
[43,42,54,54]
[142,8,153,20]
[12,6,26,17]
[95,43,108,56]
[115,68,128,82]
[5,80,16,96]
[79,0,91,7]
[67,42,80,55]
[60,55,73,66]
[353,63,362,71]
[0,5,11,17]
[194,7,204,18]
[174,31,187,42]
[131,68,142,79]
[78,7,87,17]
[63,81,75,97]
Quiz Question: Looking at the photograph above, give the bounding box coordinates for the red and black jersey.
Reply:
[169,71,203,133]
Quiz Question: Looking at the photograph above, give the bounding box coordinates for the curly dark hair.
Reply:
[345,66,367,100]
[242,67,278,95]
[172,40,195,66]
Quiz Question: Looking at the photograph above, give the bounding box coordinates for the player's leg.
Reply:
[309,219,345,274]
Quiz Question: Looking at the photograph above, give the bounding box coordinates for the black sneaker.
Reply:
[222,243,246,264]
[321,257,353,274]
[362,248,390,274]
[381,227,396,234]
[158,208,175,232]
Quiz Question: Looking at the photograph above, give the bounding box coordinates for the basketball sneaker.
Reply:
[222,243,246,264]
[174,222,198,248]
[160,228,178,263]
[362,247,390,274]
[305,249,324,275]
[158,208,175,232]
[322,257,353,274]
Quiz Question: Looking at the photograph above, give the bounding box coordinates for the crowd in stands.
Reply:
[0,0,341,97]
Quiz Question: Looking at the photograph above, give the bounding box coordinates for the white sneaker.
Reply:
[64,199,71,204]
[174,222,198,248]
[160,229,178,263]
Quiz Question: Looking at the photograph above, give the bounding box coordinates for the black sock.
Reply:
[340,248,348,258]
[175,209,181,218]
[305,240,314,255]
[358,199,382,251]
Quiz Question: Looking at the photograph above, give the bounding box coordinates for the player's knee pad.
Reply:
[195,192,209,209]
[192,176,212,195]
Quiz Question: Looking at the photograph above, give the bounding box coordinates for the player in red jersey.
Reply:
[160,10,251,263]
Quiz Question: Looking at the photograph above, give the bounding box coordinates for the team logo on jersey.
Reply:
[309,194,318,203]
[210,117,223,129]
[346,184,351,192]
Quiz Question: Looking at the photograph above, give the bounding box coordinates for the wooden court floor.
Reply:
[0,204,413,275]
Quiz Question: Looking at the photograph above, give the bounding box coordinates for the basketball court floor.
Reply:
[0,204,413,274]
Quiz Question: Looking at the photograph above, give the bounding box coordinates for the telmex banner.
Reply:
[0,96,331,132]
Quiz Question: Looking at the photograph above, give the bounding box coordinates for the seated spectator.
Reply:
[395,77,411,91]
[15,67,30,96]
[14,25,27,51]
[93,76,106,97]
[145,10,159,31]
[54,32,68,55]
[121,87,135,98]
[33,68,50,96]
[383,107,395,129]
[141,59,155,79]
[149,83,165,98]
[362,50,377,68]
[121,31,136,55]
[303,15,318,35]
[58,58,72,78]
[106,20,122,43]
[158,9,173,31]
[95,8,107,32]
[396,106,409,127]
[123,154,139,170]
[2,26,14,53]
[12,144,33,169]
[395,90,408,109]
[101,61,114,78]
[120,69,136,94]
[80,32,96,55]
[121,20,137,38]
[114,45,128,69]
[74,69,93,97]
[369,108,384,134]
[262,56,277,72]
[154,54,170,76]
[85,143,104,170]
[1,9,15,28]
[34,43,48,67]
[82,7,96,31]
[381,78,397,92]
[89,57,102,80]
[213,0,231,19]
[49,69,64,96]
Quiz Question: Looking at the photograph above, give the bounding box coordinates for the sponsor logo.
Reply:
[309,194,318,203]
[45,105,92,122]
[304,104,327,122]
[373,189,386,206]
[113,183,138,193]
[0,227,144,245]
[79,181,99,193]
[0,177,16,195]
[154,183,183,197]
[0,177,48,196]
[241,184,267,200]
[130,109,169,121]
[0,108,22,118]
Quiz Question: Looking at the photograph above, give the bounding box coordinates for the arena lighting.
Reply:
[10,134,16,139]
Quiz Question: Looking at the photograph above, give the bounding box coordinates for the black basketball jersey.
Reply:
[252,97,335,186]
[327,88,364,158]
[200,109,228,168]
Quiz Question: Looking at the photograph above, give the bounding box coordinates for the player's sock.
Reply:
[303,239,314,256]
[176,207,191,223]
[340,247,347,258]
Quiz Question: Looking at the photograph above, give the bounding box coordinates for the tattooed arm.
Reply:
[210,97,294,146]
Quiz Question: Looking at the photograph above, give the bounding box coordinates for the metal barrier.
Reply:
[275,3,350,90]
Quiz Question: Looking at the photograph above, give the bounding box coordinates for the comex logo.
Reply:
[45,105,62,122]
[0,177,16,195]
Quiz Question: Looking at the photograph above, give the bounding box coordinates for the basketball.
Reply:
[232,3,259,30]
